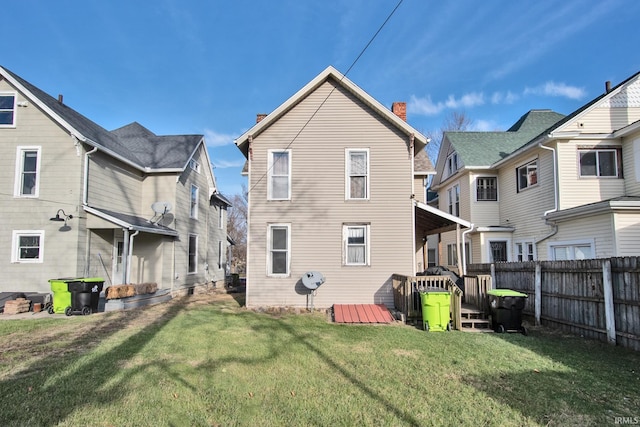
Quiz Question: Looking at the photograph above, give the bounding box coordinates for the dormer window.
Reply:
[0,93,16,127]
[447,152,458,176]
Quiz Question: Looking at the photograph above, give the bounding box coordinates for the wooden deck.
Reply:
[332,304,395,324]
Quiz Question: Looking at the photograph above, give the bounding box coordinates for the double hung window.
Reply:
[190,185,199,219]
[12,230,44,263]
[346,149,369,200]
[517,160,537,191]
[15,147,41,197]
[268,150,291,200]
[344,224,369,266]
[268,224,290,275]
[0,93,16,126]
[188,234,198,273]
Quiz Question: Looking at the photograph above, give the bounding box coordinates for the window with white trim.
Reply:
[516,241,535,261]
[448,184,460,216]
[517,160,537,192]
[268,150,291,200]
[549,241,593,260]
[12,230,44,263]
[188,234,198,273]
[346,149,369,200]
[268,224,290,275]
[218,206,224,229]
[0,93,16,126]
[579,149,619,177]
[447,243,457,266]
[218,240,223,268]
[190,185,199,219]
[447,152,458,177]
[189,158,201,173]
[14,147,41,197]
[489,240,508,262]
[344,224,370,266]
[476,177,497,201]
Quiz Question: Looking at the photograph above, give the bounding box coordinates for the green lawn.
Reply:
[0,291,638,426]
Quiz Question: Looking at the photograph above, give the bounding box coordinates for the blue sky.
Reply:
[5,0,640,196]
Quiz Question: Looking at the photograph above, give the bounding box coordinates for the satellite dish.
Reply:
[151,201,172,215]
[302,271,325,290]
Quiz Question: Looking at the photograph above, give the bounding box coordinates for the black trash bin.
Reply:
[487,289,528,335]
[66,278,104,316]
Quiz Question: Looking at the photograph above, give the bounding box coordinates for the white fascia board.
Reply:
[414,200,472,229]
[84,206,179,236]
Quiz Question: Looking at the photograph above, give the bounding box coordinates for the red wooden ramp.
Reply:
[332,304,395,324]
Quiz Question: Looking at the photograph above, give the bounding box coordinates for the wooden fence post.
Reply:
[535,263,542,326]
[602,260,617,345]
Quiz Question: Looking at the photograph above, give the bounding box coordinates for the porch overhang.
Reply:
[84,206,179,237]
[414,200,472,235]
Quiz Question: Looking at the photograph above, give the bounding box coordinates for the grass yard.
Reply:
[0,290,638,427]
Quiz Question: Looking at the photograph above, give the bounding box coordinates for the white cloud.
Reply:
[212,159,246,169]
[491,91,519,104]
[408,92,485,116]
[524,82,586,100]
[471,120,499,131]
[204,129,236,147]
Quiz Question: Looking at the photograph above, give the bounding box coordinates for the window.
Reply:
[0,93,16,126]
[477,177,497,201]
[189,158,201,173]
[516,242,534,261]
[190,185,199,219]
[218,206,224,229]
[268,150,291,200]
[517,160,537,191]
[346,149,369,200]
[218,240,223,268]
[188,234,198,273]
[447,244,457,266]
[447,152,459,176]
[14,147,41,197]
[12,230,44,263]
[489,241,508,262]
[344,224,370,266]
[549,240,593,260]
[448,185,460,216]
[579,149,618,177]
[268,224,290,275]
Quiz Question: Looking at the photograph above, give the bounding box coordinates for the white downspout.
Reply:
[83,146,99,205]
[537,143,559,245]
[122,228,130,284]
[409,134,417,275]
[126,230,139,284]
[461,223,475,276]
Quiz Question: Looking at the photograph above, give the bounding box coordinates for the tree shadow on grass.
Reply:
[462,329,640,426]
[0,296,195,426]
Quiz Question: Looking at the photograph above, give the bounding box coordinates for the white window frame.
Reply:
[517,159,538,192]
[343,224,370,266]
[515,241,535,261]
[476,176,498,201]
[487,239,510,263]
[0,93,16,127]
[188,234,198,274]
[447,184,460,216]
[548,239,595,261]
[447,243,457,266]
[447,152,458,177]
[189,158,201,173]
[268,149,292,201]
[268,223,291,276]
[11,230,44,263]
[190,184,199,219]
[14,146,42,198]
[345,148,370,200]
[578,148,619,178]
[218,206,224,229]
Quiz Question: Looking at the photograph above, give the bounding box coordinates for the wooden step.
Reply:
[461,318,492,330]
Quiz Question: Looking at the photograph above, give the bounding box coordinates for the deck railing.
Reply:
[392,274,463,330]
[463,274,493,312]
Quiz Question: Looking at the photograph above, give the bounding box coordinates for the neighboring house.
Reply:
[235,66,467,309]
[431,70,640,268]
[0,65,230,294]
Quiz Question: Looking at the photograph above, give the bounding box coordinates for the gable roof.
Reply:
[444,110,565,168]
[234,66,430,157]
[0,65,204,173]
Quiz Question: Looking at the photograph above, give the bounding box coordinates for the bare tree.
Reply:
[226,184,247,274]
[425,111,473,164]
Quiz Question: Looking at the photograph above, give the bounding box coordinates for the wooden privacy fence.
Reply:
[462,274,493,311]
[467,257,640,351]
[392,274,463,330]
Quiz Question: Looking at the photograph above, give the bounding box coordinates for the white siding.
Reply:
[623,130,640,196]
[546,213,613,259]
[613,212,640,256]
[247,80,414,308]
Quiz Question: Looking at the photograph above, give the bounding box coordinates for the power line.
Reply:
[247,0,405,195]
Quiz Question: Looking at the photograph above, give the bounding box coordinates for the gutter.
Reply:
[83,146,99,205]
[126,230,140,284]
[461,223,475,275]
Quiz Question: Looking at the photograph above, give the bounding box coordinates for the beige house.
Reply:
[0,66,230,295]
[235,66,468,309]
[431,70,640,268]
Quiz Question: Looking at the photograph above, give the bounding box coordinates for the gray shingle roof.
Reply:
[1,66,202,171]
[445,110,565,167]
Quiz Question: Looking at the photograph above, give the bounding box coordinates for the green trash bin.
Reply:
[420,288,451,332]
[487,289,528,335]
[48,278,75,314]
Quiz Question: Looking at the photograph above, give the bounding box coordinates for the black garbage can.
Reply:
[66,278,104,316]
[487,289,528,335]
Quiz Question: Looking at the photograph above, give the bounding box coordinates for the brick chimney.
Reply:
[256,113,267,123]
[392,102,406,121]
